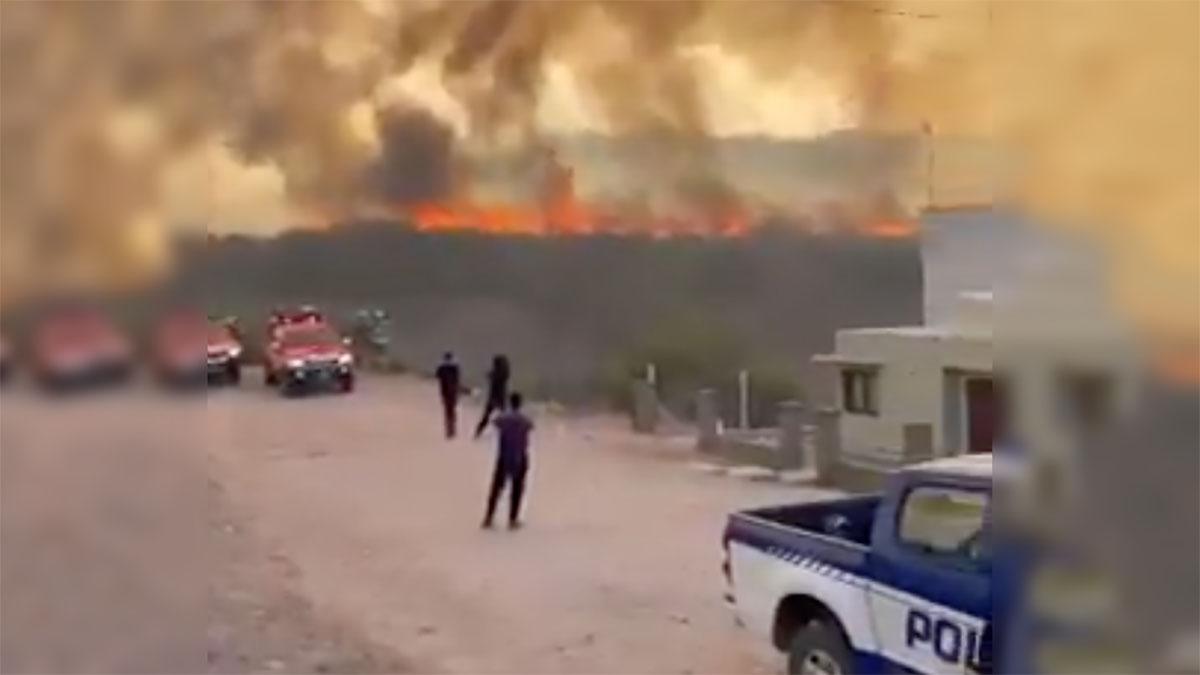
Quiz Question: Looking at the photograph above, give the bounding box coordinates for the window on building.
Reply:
[899,486,990,564]
[841,368,878,415]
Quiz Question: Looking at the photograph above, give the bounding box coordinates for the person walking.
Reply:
[473,354,510,439]
[435,352,462,438]
[482,392,533,530]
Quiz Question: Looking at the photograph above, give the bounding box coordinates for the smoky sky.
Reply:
[3,0,1193,341]
[371,106,459,206]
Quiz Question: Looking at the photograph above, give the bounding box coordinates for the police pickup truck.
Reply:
[723,455,994,675]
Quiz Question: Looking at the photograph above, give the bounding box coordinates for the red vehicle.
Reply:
[206,319,244,385]
[263,319,354,396]
[0,333,12,384]
[30,307,132,389]
[150,310,244,386]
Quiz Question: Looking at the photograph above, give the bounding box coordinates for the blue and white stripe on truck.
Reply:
[725,455,995,675]
[726,524,882,661]
[727,527,988,674]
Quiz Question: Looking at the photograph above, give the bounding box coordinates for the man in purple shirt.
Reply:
[482,392,533,530]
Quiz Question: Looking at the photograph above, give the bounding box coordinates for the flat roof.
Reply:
[811,354,884,367]
[839,325,992,340]
[909,453,994,479]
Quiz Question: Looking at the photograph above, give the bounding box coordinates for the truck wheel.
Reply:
[227,363,241,386]
[264,368,277,386]
[338,373,354,393]
[788,620,853,675]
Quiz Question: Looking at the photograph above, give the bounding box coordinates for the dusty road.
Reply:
[2,373,838,673]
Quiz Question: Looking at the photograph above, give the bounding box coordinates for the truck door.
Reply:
[867,481,991,674]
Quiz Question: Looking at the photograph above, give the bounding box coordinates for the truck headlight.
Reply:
[228,346,243,359]
[286,358,305,369]
[337,354,353,366]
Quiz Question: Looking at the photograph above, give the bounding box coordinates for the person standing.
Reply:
[473,354,510,439]
[482,392,533,530]
[435,352,462,438]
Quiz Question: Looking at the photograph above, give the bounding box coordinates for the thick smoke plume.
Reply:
[1,0,1196,343]
[0,0,904,297]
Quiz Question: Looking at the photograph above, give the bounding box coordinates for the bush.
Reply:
[737,363,806,428]
[600,314,805,427]
[600,312,745,414]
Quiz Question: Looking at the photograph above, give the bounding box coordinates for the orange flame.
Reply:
[404,150,771,238]
[409,201,546,235]
[861,219,919,239]
[408,202,756,237]
[406,202,911,239]
[403,154,916,240]
[1152,344,1200,386]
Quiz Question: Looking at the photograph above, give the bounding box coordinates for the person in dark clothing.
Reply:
[482,392,533,530]
[435,352,462,438]
[473,354,511,439]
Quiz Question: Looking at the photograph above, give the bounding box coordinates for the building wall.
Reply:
[834,329,991,461]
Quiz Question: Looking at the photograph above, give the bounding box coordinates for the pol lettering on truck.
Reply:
[906,608,987,670]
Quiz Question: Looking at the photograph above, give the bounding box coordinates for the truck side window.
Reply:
[898,487,989,564]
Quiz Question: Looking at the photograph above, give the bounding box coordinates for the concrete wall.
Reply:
[695,391,812,472]
[832,328,991,460]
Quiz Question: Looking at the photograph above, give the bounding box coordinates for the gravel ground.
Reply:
[1,384,409,674]
[2,373,836,673]
[207,476,411,674]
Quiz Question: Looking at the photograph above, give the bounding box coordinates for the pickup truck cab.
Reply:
[724,455,993,675]
[30,307,133,390]
[149,310,244,387]
[266,306,325,341]
[0,333,12,384]
[206,319,243,385]
[263,321,354,396]
[149,309,208,387]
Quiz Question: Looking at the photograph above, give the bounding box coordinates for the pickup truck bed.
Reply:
[726,496,880,575]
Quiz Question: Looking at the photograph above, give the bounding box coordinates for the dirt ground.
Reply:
[1,373,838,674]
[207,476,411,674]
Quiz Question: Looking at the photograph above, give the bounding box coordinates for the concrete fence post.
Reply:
[777,400,806,470]
[631,380,659,434]
[813,407,842,486]
[696,388,720,453]
[901,423,935,464]
[737,369,750,430]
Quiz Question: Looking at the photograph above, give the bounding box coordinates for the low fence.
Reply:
[629,379,939,491]
[694,389,812,472]
[630,380,813,472]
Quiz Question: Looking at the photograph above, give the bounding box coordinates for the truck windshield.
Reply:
[208,324,235,342]
[281,327,339,347]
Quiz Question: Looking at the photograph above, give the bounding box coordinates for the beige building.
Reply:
[816,322,995,463]
[814,207,1016,463]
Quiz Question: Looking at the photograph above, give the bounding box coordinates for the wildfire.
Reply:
[407,201,911,240]
[407,199,753,238]
[861,219,919,239]
[404,153,904,240]
[409,201,547,236]
[1152,343,1200,387]
[407,152,750,238]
